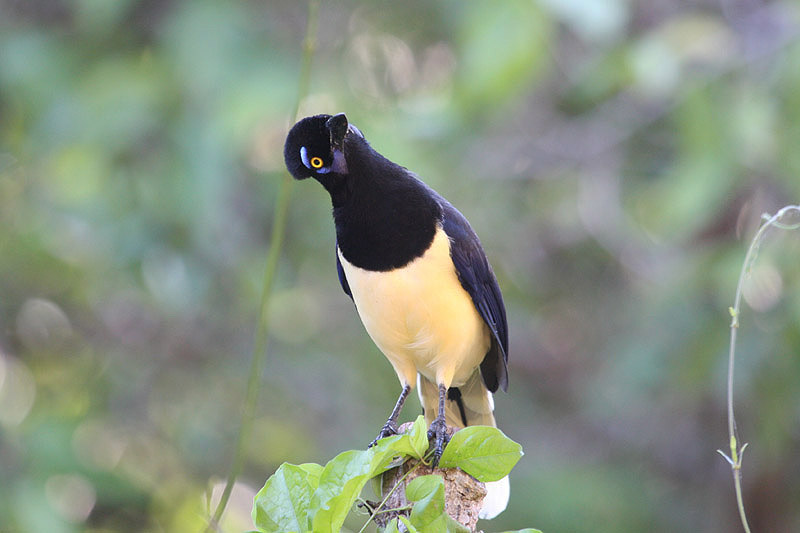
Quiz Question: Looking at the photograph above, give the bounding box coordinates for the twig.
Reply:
[719,204,800,533]
[204,2,320,531]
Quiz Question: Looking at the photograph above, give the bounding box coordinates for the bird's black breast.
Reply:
[333,141,442,272]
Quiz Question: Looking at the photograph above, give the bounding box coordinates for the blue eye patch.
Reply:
[300,146,330,174]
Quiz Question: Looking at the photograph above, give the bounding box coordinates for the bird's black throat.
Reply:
[331,137,442,272]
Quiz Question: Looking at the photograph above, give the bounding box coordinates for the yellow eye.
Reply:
[310,156,324,169]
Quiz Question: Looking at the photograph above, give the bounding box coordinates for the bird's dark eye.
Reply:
[310,156,323,169]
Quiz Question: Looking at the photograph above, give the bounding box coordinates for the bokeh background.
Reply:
[2,0,800,531]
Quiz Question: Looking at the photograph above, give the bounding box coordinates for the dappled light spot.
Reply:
[141,246,194,311]
[45,474,96,523]
[16,298,72,352]
[43,214,108,266]
[539,0,627,42]
[743,261,783,313]
[0,353,36,427]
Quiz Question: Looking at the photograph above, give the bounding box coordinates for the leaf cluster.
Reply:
[251,416,533,533]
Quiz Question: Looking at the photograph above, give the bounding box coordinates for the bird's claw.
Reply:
[427,417,450,467]
[368,422,399,448]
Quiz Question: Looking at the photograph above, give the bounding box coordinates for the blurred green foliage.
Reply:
[1,1,800,532]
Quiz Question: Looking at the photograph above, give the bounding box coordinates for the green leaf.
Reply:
[406,474,445,506]
[310,450,374,533]
[438,426,523,482]
[369,417,428,461]
[408,415,430,459]
[252,462,322,533]
[404,475,471,533]
[296,462,324,486]
[406,475,448,533]
[311,445,400,533]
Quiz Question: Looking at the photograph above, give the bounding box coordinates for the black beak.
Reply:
[326,113,349,149]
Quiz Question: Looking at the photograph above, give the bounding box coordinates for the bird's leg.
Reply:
[427,383,450,467]
[369,384,411,448]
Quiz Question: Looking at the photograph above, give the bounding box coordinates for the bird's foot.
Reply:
[368,421,399,448]
[427,417,450,467]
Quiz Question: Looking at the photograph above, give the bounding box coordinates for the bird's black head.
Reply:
[284,113,358,182]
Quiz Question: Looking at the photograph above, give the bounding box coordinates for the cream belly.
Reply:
[337,227,490,389]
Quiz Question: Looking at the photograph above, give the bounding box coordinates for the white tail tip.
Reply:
[479,475,510,520]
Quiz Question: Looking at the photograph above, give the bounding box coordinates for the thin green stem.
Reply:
[371,505,413,516]
[722,204,800,533]
[204,2,320,531]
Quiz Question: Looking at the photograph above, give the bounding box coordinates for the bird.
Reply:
[284,113,510,519]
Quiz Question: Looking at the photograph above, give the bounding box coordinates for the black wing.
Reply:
[335,242,353,299]
[440,201,509,393]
